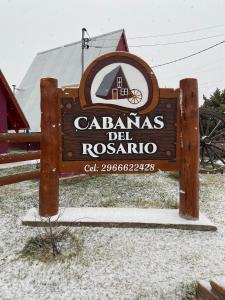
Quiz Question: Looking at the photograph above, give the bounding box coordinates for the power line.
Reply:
[199,79,225,87]
[151,40,225,68]
[91,23,225,41]
[129,23,225,39]
[130,33,225,47]
[90,32,225,48]
[160,54,225,81]
[89,40,225,68]
[85,29,91,40]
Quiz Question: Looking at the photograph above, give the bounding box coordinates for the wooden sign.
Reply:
[59,52,180,174]
[39,51,200,223]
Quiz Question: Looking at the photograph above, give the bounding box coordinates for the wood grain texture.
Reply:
[0,133,40,143]
[60,159,179,174]
[210,278,225,298]
[197,280,219,300]
[0,170,40,186]
[59,87,180,174]
[39,78,60,217]
[0,151,40,164]
[61,98,177,161]
[79,51,159,115]
[179,78,199,220]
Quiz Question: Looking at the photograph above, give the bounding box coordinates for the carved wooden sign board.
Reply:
[59,52,180,175]
[36,50,201,224]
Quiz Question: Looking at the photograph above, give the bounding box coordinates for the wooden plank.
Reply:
[0,170,40,186]
[62,87,79,99]
[159,88,178,98]
[210,277,225,298]
[59,96,179,174]
[0,133,40,143]
[61,98,177,161]
[60,160,178,174]
[39,78,60,217]
[179,78,199,219]
[0,151,40,164]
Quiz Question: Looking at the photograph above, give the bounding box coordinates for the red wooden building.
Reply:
[0,70,29,154]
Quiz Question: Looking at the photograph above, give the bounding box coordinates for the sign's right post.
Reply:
[179,78,199,220]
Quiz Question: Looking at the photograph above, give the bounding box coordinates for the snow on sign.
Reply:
[60,52,179,174]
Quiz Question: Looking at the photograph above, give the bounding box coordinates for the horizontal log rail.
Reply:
[0,133,40,143]
[0,170,40,186]
[0,151,40,164]
[0,133,40,186]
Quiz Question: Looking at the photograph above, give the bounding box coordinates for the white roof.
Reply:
[16,29,125,132]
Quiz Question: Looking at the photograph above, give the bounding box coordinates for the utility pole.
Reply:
[12,85,16,95]
[81,27,90,77]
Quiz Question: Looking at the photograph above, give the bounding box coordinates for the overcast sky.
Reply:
[1,0,225,103]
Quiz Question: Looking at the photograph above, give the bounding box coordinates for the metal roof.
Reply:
[16,29,126,132]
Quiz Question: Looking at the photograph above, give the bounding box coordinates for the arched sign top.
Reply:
[79,51,159,114]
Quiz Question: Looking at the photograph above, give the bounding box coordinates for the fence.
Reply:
[0,76,200,221]
[0,133,40,186]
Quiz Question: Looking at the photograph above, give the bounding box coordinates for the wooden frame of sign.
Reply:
[38,52,202,225]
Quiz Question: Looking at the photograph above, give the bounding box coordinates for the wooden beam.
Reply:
[39,78,60,217]
[0,133,40,143]
[0,151,40,164]
[0,170,40,186]
[210,277,225,298]
[179,78,199,219]
[62,87,79,99]
[159,88,177,98]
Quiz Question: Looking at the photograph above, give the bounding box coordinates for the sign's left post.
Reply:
[39,78,60,217]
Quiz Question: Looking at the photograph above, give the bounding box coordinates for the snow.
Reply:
[0,170,225,299]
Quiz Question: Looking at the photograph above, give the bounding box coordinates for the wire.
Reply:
[90,32,225,49]
[160,54,225,81]
[85,29,91,40]
[91,23,225,41]
[89,40,225,68]
[129,23,225,39]
[130,33,225,47]
[151,40,225,68]
[199,79,225,87]
[82,29,93,49]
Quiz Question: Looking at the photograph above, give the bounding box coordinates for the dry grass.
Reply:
[19,229,83,263]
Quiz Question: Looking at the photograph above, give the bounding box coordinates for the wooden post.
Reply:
[39,78,59,217]
[179,78,199,219]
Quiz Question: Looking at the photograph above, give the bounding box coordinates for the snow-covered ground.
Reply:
[0,165,225,300]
